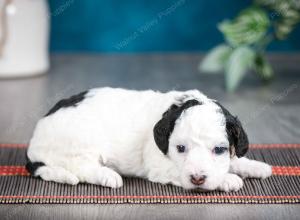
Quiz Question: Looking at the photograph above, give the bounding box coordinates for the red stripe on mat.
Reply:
[250,143,300,149]
[272,166,300,176]
[0,166,29,176]
[0,143,28,148]
[0,166,300,176]
[0,195,299,200]
[1,143,300,149]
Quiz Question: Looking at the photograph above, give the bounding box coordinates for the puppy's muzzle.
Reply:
[190,175,206,185]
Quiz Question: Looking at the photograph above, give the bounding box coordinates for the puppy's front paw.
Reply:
[235,161,272,179]
[218,173,243,192]
[96,167,123,188]
[230,158,272,179]
[246,162,272,179]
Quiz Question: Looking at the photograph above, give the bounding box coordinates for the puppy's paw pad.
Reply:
[218,174,243,192]
[99,167,123,188]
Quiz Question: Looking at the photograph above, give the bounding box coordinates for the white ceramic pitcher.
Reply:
[0,0,49,78]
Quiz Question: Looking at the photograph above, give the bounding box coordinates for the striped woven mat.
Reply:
[0,143,299,204]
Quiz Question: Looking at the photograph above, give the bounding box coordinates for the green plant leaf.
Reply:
[199,44,232,73]
[225,46,255,92]
[218,7,270,46]
[254,54,274,81]
[256,0,300,40]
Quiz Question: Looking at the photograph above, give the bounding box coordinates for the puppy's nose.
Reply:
[190,175,206,185]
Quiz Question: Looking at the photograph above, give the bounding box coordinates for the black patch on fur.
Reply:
[45,91,88,116]
[25,159,45,176]
[153,99,202,154]
[214,102,249,157]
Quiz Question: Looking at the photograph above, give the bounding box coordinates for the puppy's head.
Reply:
[153,98,248,190]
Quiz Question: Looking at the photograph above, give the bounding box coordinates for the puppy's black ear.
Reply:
[215,102,249,157]
[153,99,201,154]
[226,115,249,157]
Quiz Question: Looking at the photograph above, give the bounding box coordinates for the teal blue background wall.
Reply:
[49,0,300,52]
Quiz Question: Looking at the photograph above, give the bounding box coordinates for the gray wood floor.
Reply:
[0,204,299,220]
[0,53,299,219]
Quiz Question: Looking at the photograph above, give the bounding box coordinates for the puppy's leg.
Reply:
[35,166,80,185]
[74,162,123,188]
[230,157,272,179]
[217,173,244,192]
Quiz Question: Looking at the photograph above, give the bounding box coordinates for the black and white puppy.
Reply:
[26,88,272,191]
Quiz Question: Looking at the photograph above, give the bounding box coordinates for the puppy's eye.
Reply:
[213,146,228,155]
[176,145,186,153]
